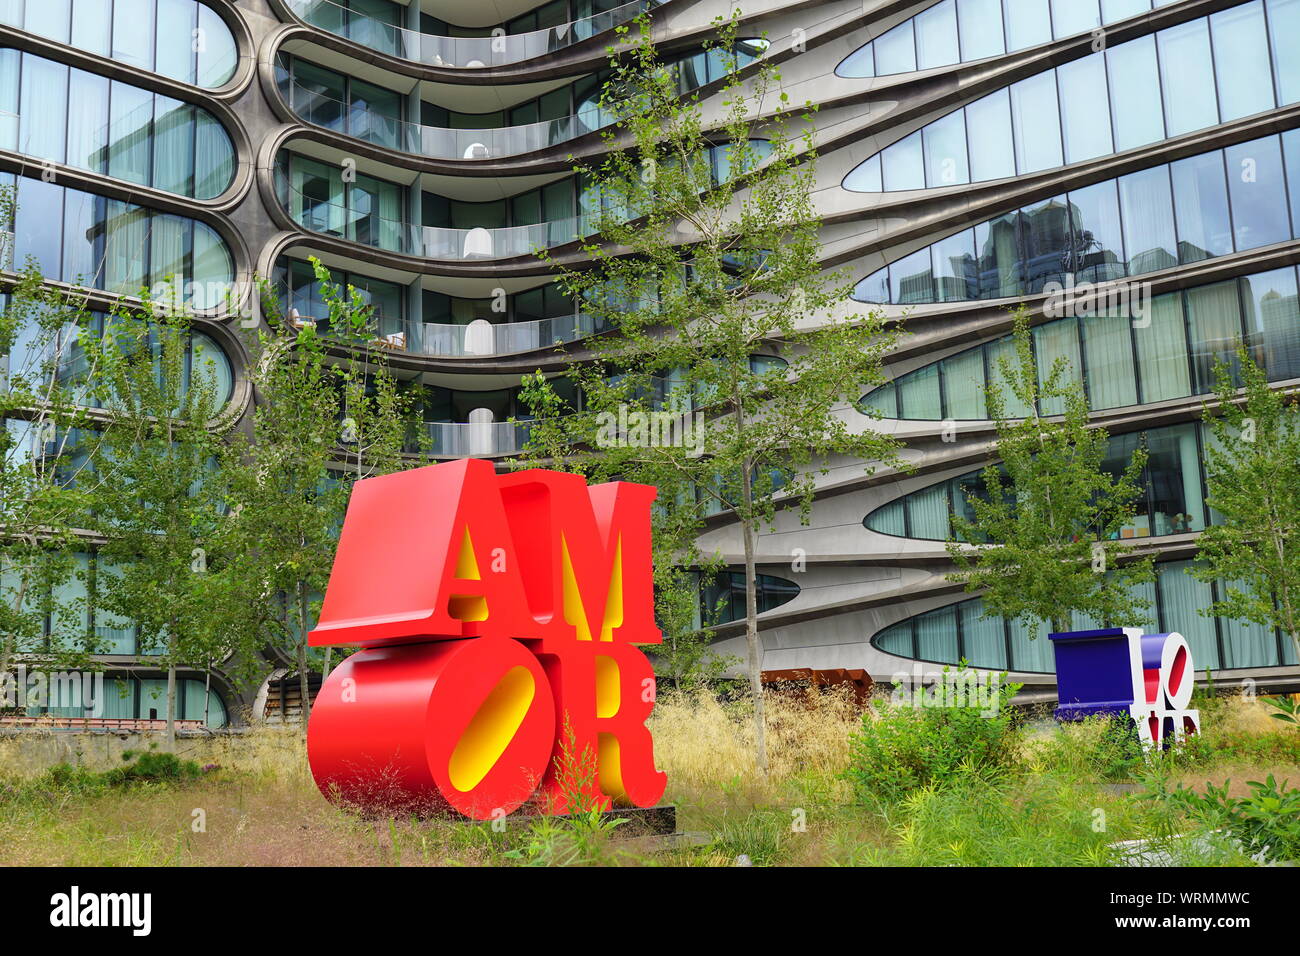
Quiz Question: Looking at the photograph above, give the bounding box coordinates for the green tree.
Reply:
[1194,343,1300,663]
[947,308,1154,636]
[91,292,238,747]
[519,15,902,771]
[0,186,116,679]
[220,260,415,727]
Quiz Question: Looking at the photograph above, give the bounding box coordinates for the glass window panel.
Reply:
[1118,165,1177,274]
[1101,0,1150,20]
[108,82,154,186]
[899,363,942,418]
[156,0,197,84]
[882,130,925,191]
[890,246,935,304]
[71,0,112,57]
[923,109,969,187]
[985,337,1034,417]
[966,89,1015,182]
[62,188,105,287]
[1133,290,1190,402]
[844,153,882,192]
[1021,194,1071,293]
[1058,53,1112,164]
[1158,19,1218,137]
[112,0,156,72]
[99,678,136,717]
[197,3,239,87]
[1004,0,1053,51]
[1051,0,1099,36]
[150,213,189,288]
[0,49,15,152]
[152,97,195,196]
[836,42,874,78]
[1146,424,1205,535]
[1270,0,1300,104]
[961,602,1007,668]
[24,0,70,42]
[1286,128,1300,239]
[873,20,916,75]
[941,346,987,418]
[1171,151,1233,263]
[855,267,890,304]
[15,176,64,278]
[859,382,897,418]
[915,0,959,70]
[194,109,234,199]
[1009,615,1054,671]
[1010,71,1063,173]
[1081,308,1138,409]
[105,200,148,294]
[350,77,403,151]
[1068,179,1126,284]
[873,621,912,657]
[916,606,959,662]
[1241,267,1300,381]
[1034,317,1082,415]
[907,483,951,539]
[1187,280,1245,394]
[1224,137,1290,251]
[191,222,233,306]
[1210,1,1274,122]
[94,559,136,654]
[1219,582,1278,667]
[866,499,906,536]
[932,228,977,301]
[1107,34,1164,153]
[958,0,1005,60]
[19,54,68,163]
[975,209,1024,299]
[66,69,110,174]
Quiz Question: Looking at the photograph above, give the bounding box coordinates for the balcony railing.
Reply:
[421,419,532,457]
[276,172,600,260]
[421,313,607,356]
[283,77,615,160]
[284,0,658,69]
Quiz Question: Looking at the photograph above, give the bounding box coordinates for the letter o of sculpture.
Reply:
[307,636,556,820]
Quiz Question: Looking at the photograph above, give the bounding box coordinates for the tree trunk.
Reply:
[321,647,332,684]
[165,660,177,751]
[297,584,311,730]
[203,666,211,728]
[739,468,768,775]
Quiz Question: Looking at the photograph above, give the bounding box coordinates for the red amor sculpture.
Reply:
[305,459,668,819]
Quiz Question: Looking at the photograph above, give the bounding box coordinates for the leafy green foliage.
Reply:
[517,15,903,763]
[947,307,1154,634]
[1169,775,1300,863]
[843,670,1022,806]
[1195,342,1300,664]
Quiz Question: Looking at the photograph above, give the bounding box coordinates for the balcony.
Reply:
[420,418,532,457]
[421,313,608,356]
[283,0,659,69]
[276,171,599,260]
[283,77,614,160]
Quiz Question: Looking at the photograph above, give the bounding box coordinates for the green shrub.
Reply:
[1171,775,1300,864]
[109,750,202,784]
[844,668,1022,806]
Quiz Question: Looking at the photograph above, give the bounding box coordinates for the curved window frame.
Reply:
[870,558,1299,672]
[837,0,1161,79]
[1,48,236,200]
[0,0,238,88]
[859,263,1300,421]
[864,421,1210,542]
[1,171,237,310]
[843,1,1296,194]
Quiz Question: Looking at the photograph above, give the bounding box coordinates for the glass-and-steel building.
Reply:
[2,0,1297,721]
